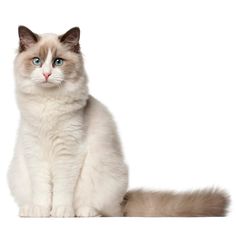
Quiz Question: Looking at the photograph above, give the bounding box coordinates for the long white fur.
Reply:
[8,34,128,217]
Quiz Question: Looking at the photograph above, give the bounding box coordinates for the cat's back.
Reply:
[84,95,116,128]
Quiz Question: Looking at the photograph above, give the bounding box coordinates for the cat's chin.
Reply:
[36,82,60,88]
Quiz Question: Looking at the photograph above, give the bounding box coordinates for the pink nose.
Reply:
[43,72,51,80]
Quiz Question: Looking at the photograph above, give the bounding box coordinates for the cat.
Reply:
[7,26,229,217]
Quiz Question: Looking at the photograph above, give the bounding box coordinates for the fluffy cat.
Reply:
[8,26,229,217]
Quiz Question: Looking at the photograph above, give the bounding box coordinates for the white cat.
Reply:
[8,26,229,217]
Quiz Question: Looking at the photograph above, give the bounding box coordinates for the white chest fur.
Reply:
[18,93,86,162]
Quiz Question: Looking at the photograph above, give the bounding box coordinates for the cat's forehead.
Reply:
[36,33,62,60]
[38,33,60,48]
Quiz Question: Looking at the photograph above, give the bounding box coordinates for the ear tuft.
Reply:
[59,27,80,53]
[18,26,39,52]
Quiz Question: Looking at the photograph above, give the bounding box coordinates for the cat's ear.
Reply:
[59,27,80,53]
[18,26,39,52]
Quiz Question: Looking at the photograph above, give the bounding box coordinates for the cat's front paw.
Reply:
[51,206,75,217]
[75,206,101,217]
[19,205,50,217]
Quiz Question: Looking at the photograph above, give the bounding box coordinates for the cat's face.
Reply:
[15,26,86,95]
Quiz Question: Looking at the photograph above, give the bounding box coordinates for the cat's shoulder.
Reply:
[85,95,110,114]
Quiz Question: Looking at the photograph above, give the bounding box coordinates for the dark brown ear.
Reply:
[18,26,39,52]
[59,27,80,53]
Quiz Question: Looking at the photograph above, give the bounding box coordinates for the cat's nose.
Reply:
[43,72,51,81]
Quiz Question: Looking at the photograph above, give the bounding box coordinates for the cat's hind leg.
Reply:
[73,156,128,217]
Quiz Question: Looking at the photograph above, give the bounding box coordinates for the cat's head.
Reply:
[14,26,87,97]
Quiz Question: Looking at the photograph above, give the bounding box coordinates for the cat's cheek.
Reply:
[52,68,64,79]
[30,68,44,82]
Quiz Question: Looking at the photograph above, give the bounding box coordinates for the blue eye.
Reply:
[32,57,41,66]
[54,58,64,66]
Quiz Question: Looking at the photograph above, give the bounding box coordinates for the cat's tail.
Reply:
[122,188,229,217]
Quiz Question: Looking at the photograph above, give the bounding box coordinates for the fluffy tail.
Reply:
[122,188,229,217]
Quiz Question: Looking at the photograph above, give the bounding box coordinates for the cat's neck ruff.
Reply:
[16,78,89,125]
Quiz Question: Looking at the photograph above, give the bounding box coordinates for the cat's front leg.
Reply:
[51,152,83,217]
[9,128,52,217]
[22,157,52,217]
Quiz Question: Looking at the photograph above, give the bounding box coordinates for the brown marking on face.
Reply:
[23,56,36,74]
[63,54,79,77]
[38,42,58,63]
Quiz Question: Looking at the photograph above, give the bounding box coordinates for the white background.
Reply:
[0,0,235,235]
